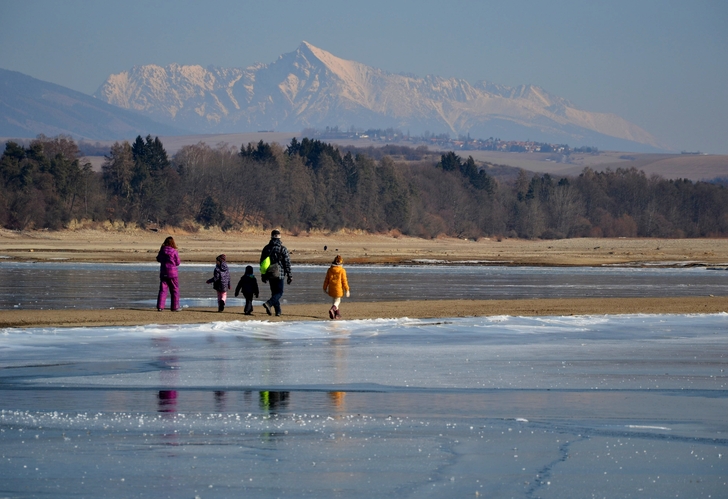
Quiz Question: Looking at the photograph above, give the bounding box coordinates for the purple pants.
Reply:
[157,276,180,311]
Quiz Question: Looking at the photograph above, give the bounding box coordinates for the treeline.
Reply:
[0,136,94,229]
[1,135,728,239]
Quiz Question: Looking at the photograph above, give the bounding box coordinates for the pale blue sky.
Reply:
[1,0,726,153]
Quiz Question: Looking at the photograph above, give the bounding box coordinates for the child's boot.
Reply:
[334,306,341,320]
[328,305,336,320]
[218,300,225,312]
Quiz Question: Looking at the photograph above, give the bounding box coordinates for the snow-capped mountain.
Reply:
[94,41,663,151]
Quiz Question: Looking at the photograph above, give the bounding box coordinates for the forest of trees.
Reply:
[1,134,728,239]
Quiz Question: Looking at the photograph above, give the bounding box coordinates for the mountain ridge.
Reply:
[0,68,186,140]
[0,43,665,151]
[95,42,663,151]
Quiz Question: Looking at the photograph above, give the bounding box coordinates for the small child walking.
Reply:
[206,254,231,312]
[235,265,260,315]
[323,255,350,319]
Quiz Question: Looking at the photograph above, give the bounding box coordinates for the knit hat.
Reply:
[217,254,226,262]
[271,229,281,239]
[333,255,343,265]
[245,265,254,275]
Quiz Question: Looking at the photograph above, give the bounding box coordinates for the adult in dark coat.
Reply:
[259,229,292,316]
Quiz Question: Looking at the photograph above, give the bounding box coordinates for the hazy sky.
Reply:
[1,0,726,153]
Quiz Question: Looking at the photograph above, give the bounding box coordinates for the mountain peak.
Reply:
[299,41,332,60]
[299,40,317,52]
[297,41,358,75]
[292,41,370,101]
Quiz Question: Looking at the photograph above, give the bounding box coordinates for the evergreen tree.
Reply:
[240,140,277,163]
[290,138,342,169]
[196,195,226,228]
[129,135,175,226]
[437,151,461,172]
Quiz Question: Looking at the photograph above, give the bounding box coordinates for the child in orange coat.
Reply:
[323,255,350,319]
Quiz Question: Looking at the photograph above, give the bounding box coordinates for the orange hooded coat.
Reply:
[323,264,349,298]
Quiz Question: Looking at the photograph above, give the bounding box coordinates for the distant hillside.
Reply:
[0,68,187,140]
[462,150,728,182]
[578,154,728,182]
[95,42,666,153]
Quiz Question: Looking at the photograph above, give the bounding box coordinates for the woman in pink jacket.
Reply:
[156,236,181,311]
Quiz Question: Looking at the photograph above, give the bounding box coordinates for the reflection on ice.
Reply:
[1,313,727,498]
[2,388,726,498]
[2,314,728,392]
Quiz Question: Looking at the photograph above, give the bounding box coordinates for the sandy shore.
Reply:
[1,296,727,329]
[2,228,728,267]
[1,229,727,327]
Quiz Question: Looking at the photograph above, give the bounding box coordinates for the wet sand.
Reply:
[1,229,727,327]
[1,296,727,329]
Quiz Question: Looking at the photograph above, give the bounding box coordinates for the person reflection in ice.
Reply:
[259,391,289,414]
[214,390,226,412]
[326,325,349,411]
[153,336,179,415]
[157,390,178,413]
[328,391,346,409]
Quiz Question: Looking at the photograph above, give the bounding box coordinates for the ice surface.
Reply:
[1,314,727,497]
[2,261,727,310]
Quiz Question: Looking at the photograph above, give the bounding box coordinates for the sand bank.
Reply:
[1,296,726,329]
[1,228,728,267]
[2,230,726,328]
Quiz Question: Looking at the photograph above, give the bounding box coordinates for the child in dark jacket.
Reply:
[235,265,259,315]
[206,254,231,312]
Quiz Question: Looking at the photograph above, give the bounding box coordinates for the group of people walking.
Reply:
[155,230,350,319]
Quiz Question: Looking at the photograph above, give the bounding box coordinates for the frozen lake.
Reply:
[1,314,727,497]
[1,261,727,310]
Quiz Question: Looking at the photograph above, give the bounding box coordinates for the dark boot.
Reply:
[218,300,225,312]
[329,306,336,320]
[334,306,341,320]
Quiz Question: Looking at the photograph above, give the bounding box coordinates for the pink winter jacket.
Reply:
[157,245,181,278]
